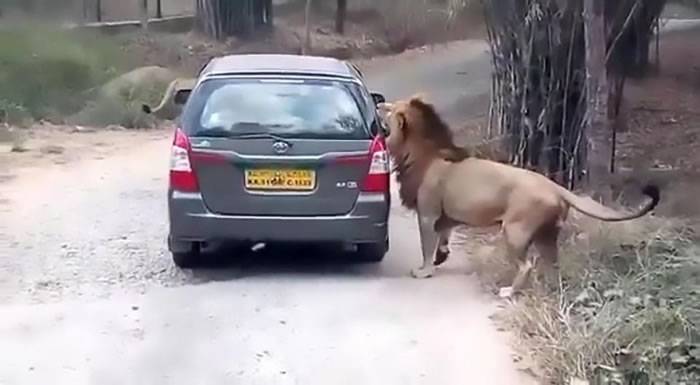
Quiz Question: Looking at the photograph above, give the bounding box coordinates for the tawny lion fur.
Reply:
[378,95,660,297]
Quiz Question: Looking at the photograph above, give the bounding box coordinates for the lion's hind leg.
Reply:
[499,201,562,298]
[498,222,536,299]
[532,222,561,290]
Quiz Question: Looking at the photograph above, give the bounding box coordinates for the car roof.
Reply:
[200,54,357,79]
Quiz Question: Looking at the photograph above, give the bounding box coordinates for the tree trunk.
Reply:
[80,0,89,24]
[605,0,668,78]
[96,0,102,22]
[140,0,149,31]
[632,25,651,76]
[335,0,347,34]
[196,0,273,40]
[253,0,264,26]
[265,0,274,26]
[302,0,313,54]
[196,0,218,39]
[583,0,611,194]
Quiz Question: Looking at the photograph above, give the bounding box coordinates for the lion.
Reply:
[142,77,196,120]
[378,95,660,298]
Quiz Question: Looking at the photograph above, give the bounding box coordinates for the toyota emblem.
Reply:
[272,141,289,154]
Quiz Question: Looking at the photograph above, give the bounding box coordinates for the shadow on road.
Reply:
[184,242,389,283]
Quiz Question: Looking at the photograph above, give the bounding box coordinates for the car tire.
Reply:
[172,250,201,268]
[169,237,201,269]
[356,240,388,263]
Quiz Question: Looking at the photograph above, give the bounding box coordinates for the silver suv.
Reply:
[155,54,391,268]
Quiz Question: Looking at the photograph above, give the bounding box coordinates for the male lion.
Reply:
[378,96,660,298]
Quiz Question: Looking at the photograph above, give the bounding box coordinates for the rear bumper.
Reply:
[168,190,390,245]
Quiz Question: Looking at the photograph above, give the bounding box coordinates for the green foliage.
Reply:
[559,227,699,384]
[69,77,171,128]
[0,0,75,14]
[0,24,125,122]
[493,216,699,384]
[0,99,32,126]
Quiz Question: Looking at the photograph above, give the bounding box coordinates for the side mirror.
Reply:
[379,119,389,137]
[371,92,386,106]
[141,88,192,115]
[174,89,191,105]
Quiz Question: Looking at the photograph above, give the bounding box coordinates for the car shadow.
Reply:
[184,241,391,283]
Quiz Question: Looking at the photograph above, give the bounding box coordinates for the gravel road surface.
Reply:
[0,40,536,385]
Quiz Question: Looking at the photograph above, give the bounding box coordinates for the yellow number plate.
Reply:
[244,169,316,191]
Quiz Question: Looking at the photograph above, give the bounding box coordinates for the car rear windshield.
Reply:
[181,77,371,140]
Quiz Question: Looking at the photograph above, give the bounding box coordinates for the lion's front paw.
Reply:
[410,267,435,279]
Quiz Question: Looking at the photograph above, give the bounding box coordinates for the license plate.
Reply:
[244,169,316,191]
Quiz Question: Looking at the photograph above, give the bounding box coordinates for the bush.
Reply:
[70,79,171,129]
[68,66,178,128]
[0,24,125,123]
[480,214,700,384]
[0,99,32,126]
[0,0,77,19]
[70,95,152,129]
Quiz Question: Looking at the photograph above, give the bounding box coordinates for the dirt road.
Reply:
[0,40,535,385]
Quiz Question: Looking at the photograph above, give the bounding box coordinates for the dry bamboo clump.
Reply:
[482,0,666,189]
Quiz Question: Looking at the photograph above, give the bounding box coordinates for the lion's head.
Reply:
[377,95,472,209]
[378,94,471,164]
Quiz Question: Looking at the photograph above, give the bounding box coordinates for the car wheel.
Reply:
[172,250,201,268]
[356,240,388,263]
[169,237,201,268]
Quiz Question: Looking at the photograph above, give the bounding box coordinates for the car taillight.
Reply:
[169,128,199,192]
[361,136,390,192]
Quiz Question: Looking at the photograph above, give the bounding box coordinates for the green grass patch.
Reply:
[0,23,127,123]
[475,214,699,384]
[69,79,169,129]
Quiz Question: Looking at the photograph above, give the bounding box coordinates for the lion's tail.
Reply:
[149,79,179,117]
[553,183,660,222]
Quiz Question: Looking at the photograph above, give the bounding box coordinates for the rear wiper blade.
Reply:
[191,127,293,142]
[191,127,237,138]
[234,132,291,143]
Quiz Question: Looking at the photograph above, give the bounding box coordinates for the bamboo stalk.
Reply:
[302,0,312,55]
[583,0,611,192]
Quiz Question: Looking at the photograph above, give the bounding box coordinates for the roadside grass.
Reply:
[68,89,156,129]
[469,213,699,384]
[68,71,172,129]
[0,23,127,125]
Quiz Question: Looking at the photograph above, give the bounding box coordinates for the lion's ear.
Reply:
[409,92,428,103]
[395,111,407,133]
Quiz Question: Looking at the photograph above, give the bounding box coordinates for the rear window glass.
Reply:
[182,78,369,139]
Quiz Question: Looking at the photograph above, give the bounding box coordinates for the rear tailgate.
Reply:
[191,137,371,216]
